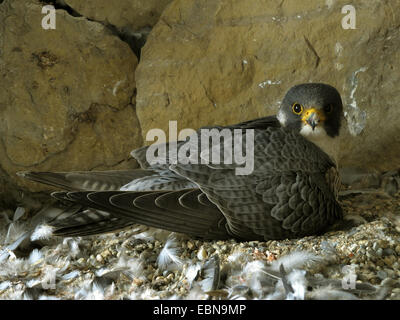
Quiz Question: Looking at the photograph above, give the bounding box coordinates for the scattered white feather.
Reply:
[86,281,106,300]
[0,258,30,277]
[184,284,208,300]
[242,260,270,298]
[28,249,43,265]
[95,267,111,278]
[7,250,17,261]
[62,270,80,280]
[269,251,324,272]
[157,238,182,270]
[74,279,104,300]
[0,281,11,290]
[104,282,116,299]
[94,253,144,284]
[0,203,385,300]
[307,285,359,300]
[1,283,25,299]
[124,256,144,274]
[224,251,252,278]
[227,250,252,266]
[199,264,217,292]
[266,280,286,300]
[167,293,180,300]
[243,260,267,275]
[70,241,80,257]
[0,207,28,247]
[139,288,161,300]
[5,221,26,244]
[23,292,34,300]
[41,266,58,290]
[38,295,61,300]
[26,278,42,288]
[247,276,264,298]
[13,207,25,222]
[230,295,247,300]
[62,238,81,258]
[43,250,69,270]
[120,256,145,280]
[286,269,307,300]
[185,263,201,286]
[58,257,71,273]
[30,224,54,241]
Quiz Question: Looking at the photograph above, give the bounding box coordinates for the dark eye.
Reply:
[325,104,333,114]
[292,103,303,115]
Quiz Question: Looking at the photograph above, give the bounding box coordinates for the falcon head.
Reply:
[277,83,343,138]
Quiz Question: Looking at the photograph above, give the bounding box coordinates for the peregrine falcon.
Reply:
[19,83,343,241]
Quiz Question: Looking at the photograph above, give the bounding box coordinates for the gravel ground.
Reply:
[0,188,400,300]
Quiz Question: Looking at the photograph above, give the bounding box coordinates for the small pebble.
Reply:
[384,256,395,266]
[197,247,208,260]
[101,250,110,259]
[377,270,388,280]
[383,248,394,256]
[132,278,143,286]
[392,287,400,293]
[187,241,194,250]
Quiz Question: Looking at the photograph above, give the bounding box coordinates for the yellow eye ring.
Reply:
[292,103,303,115]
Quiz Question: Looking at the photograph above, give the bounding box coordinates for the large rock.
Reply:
[64,0,173,31]
[0,0,141,205]
[136,0,400,172]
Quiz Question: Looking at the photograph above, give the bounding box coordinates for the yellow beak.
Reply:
[301,108,326,130]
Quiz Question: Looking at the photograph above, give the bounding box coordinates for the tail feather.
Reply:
[17,170,155,191]
[108,193,194,230]
[18,170,231,239]
[50,191,74,203]
[198,193,215,207]
[51,209,145,237]
[178,189,207,211]
[49,189,231,239]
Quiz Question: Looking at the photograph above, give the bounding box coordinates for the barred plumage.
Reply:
[19,83,343,240]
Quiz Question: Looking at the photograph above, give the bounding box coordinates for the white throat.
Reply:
[299,125,340,166]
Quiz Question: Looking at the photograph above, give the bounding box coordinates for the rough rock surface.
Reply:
[136,0,400,171]
[0,0,141,204]
[64,0,173,31]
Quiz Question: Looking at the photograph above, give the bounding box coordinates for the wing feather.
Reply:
[171,127,342,240]
[19,118,341,240]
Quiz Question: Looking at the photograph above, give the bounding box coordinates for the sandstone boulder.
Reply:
[63,0,173,31]
[0,0,141,206]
